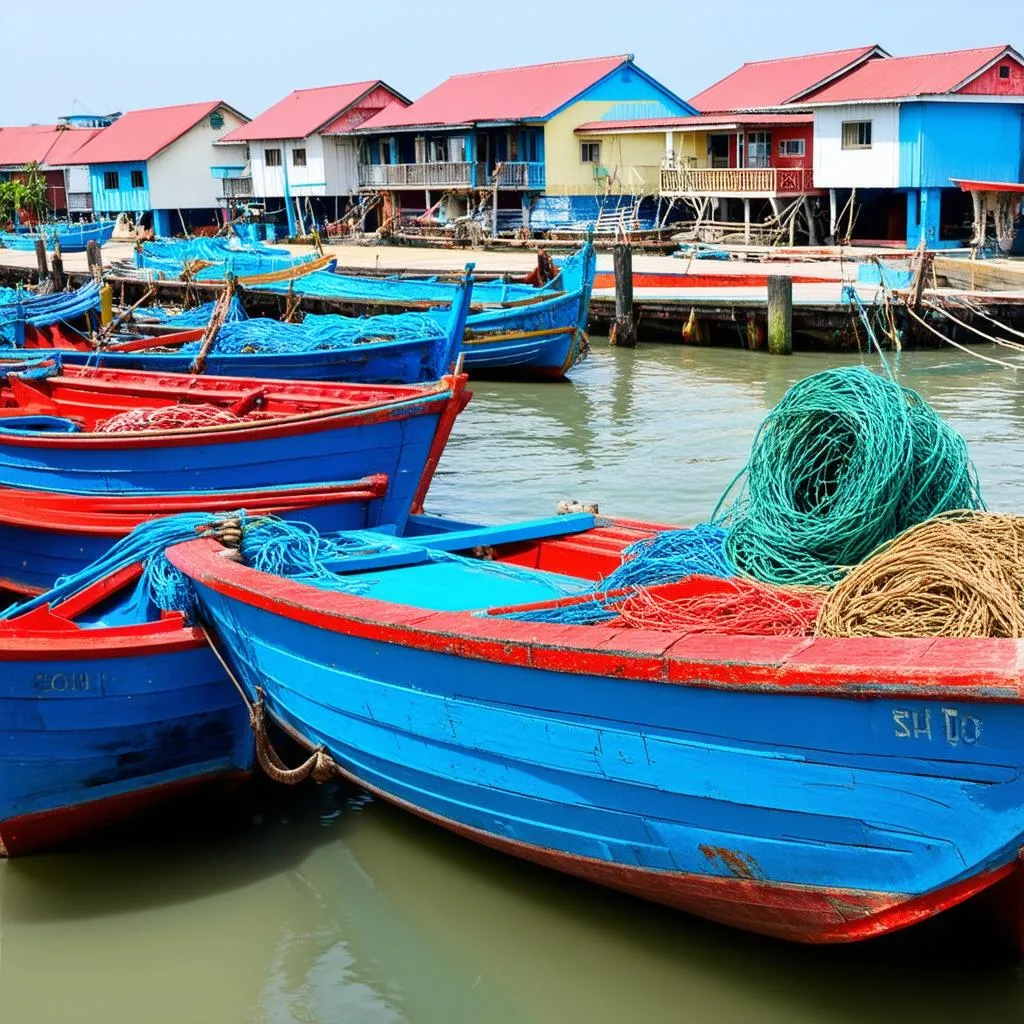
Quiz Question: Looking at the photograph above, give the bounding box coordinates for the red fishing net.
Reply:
[608,576,825,636]
[96,404,244,432]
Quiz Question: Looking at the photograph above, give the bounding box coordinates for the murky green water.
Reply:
[3,340,1024,1023]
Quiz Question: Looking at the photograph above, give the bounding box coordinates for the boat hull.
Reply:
[0,635,251,856]
[172,542,1024,945]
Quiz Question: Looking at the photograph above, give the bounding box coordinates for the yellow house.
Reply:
[345,54,695,231]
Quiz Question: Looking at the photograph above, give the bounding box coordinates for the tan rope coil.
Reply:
[815,511,1024,638]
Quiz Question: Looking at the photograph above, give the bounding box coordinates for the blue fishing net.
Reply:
[140,297,248,328]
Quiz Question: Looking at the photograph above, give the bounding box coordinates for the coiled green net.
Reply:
[713,366,984,587]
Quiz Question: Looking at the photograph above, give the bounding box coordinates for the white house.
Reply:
[69,100,249,235]
[217,81,409,235]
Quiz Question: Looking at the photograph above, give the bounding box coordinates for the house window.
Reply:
[130,170,144,189]
[209,111,224,129]
[428,137,447,162]
[841,121,872,150]
[580,141,601,164]
[265,148,282,167]
[778,138,805,157]
[292,148,306,167]
[103,170,119,190]
[999,65,1011,79]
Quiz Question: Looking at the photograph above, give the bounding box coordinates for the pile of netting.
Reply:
[816,511,1024,638]
[0,281,101,342]
[713,366,983,587]
[502,365,987,636]
[96,403,252,432]
[136,238,320,281]
[177,311,449,357]
[138,297,248,329]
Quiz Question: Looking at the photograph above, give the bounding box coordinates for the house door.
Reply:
[746,132,772,168]
[708,134,729,168]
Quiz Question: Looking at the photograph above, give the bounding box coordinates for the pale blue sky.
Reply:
[0,0,1015,124]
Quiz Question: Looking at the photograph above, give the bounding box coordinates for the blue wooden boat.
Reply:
[1,281,101,345]
[0,221,115,253]
[21,275,473,386]
[252,242,596,379]
[0,552,252,856]
[0,363,470,594]
[168,512,1024,948]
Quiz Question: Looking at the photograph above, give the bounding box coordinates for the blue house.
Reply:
[69,100,249,235]
[343,54,695,233]
[803,45,1024,249]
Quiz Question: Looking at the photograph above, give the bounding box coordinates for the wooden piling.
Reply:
[51,250,66,292]
[767,275,792,355]
[34,238,48,281]
[745,313,765,351]
[86,239,103,276]
[610,243,636,347]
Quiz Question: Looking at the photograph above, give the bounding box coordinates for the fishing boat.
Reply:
[1,281,101,344]
[0,360,470,594]
[116,241,597,379]
[0,221,116,253]
[266,242,597,379]
[0,552,253,856]
[168,512,1024,949]
[21,274,473,386]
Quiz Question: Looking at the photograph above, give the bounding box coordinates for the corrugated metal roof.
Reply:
[575,113,813,133]
[69,101,243,164]
[348,55,630,131]
[802,45,1016,103]
[690,45,884,112]
[219,82,395,142]
[0,125,100,167]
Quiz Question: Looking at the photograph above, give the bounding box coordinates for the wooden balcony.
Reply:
[358,161,544,190]
[660,166,814,197]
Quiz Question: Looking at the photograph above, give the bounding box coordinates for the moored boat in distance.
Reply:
[169,512,1024,949]
[0,220,115,253]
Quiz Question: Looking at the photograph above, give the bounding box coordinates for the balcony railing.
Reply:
[358,161,545,190]
[660,167,813,196]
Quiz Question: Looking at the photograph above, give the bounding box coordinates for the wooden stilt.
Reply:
[51,250,66,292]
[767,276,792,355]
[34,238,48,282]
[610,243,636,348]
[86,239,102,276]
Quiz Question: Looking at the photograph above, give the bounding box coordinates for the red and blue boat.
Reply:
[21,277,473,387]
[0,544,252,856]
[0,360,470,595]
[168,512,1024,948]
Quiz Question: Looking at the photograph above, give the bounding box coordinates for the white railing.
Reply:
[358,162,475,188]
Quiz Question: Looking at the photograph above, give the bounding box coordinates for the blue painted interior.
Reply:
[899,102,1024,188]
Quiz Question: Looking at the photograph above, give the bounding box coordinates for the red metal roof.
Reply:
[575,113,813,133]
[350,55,629,131]
[0,125,100,167]
[69,101,242,164]
[802,45,1017,103]
[690,45,884,111]
[219,82,396,142]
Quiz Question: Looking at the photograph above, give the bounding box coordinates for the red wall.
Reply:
[771,124,813,170]
[959,57,1024,95]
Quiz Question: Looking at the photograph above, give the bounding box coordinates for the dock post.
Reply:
[610,242,636,347]
[86,239,103,276]
[767,275,792,355]
[51,250,66,291]
[743,199,751,245]
[34,238,48,282]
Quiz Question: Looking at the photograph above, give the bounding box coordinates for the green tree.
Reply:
[0,179,28,227]
[19,163,48,222]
